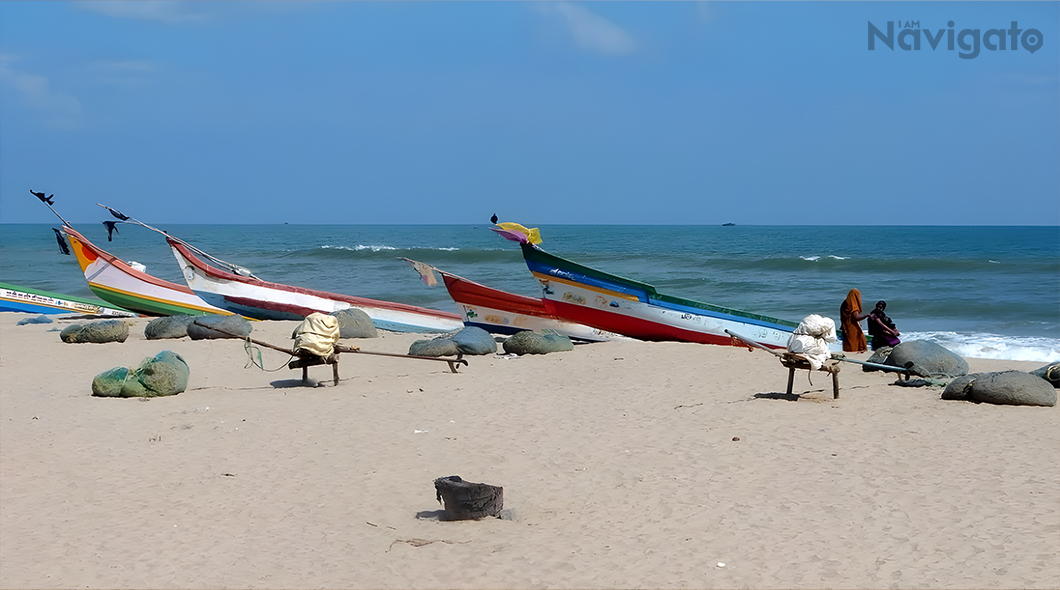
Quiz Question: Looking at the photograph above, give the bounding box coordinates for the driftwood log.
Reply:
[433,475,503,520]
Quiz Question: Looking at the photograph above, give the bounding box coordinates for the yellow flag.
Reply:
[496,222,543,245]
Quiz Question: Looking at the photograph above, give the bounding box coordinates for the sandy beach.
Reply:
[1,312,1057,589]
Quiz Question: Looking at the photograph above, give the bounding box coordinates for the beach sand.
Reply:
[1,313,1057,589]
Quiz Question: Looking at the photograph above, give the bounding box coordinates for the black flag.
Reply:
[52,228,70,255]
[105,206,130,221]
[31,190,55,205]
[103,221,120,241]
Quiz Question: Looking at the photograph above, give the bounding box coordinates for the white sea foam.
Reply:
[800,255,847,262]
[905,331,1060,363]
[321,245,458,252]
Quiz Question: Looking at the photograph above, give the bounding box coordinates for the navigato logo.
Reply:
[868,21,1043,59]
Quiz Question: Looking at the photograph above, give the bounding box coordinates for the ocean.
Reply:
[2,223,1057,362]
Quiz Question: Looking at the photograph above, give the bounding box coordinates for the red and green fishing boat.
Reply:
[493,222,799,349]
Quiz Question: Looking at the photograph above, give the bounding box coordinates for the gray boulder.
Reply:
[17,314,53,325]
[332,308,378,339]
[968,371,1057,407]
[409,337,461,357]
[885,340,968,378]
[863,346,893,372]
[941,374,981,400]
[60,320,129,344]
[92,350,190,397]
[407,327,497,357]
[144,315,198,340]
[502,330,574,355]
[187,315,252,340]
[1030,362,1060,388]
[450,327,497,355]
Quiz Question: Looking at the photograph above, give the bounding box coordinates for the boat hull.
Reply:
[64,228,231,317]
[519,242,798,349]
[0,282,137,317]
[170,240,463,333]
[439,271,619,342]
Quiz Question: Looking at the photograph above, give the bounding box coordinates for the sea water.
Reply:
[1,223,1057,362]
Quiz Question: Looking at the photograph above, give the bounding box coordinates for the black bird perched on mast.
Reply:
[490,213,498,224]
[30,190,54,205]
[103,221,120,241]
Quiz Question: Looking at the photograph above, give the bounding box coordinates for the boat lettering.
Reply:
[70,302,101,313]
[4,291,56,305]
[594,296,607,308]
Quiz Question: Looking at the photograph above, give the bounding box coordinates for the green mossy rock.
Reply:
[60,320,129,344]
[144,315,198,340]
[409,337,461,357]
[332,308,378,339]
[450,327,497,355]
[187,315,252,340]
[91,351,190,398]
[91,367,131,397]
[502,330,574,355]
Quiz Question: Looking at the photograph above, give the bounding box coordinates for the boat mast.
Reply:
[96,203,260,279]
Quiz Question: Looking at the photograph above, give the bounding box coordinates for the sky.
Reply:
[1,1,1057,225]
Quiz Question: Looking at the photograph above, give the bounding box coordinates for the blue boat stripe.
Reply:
[463,322,525,336]
[524,260,648,302]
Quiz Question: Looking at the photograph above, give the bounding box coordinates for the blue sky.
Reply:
[1,1,1057,225]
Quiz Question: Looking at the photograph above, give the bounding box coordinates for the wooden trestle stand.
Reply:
[192,321,468,386]
[725,329,841,399]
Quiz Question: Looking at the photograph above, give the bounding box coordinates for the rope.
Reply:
[243,338,294,372]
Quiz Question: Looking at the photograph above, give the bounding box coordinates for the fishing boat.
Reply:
[63,226,232,317]
[0,281,137,317]
[168,239,464,332]
[493,223,800,349]
[416,263,620,342]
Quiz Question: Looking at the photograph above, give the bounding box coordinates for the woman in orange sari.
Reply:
[840,288,869,352]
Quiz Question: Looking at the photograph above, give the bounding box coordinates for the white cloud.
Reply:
[77,1,209,24]
[547,3,637,56]
[0,55,83,129]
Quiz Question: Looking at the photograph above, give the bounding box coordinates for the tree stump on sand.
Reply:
[433,476,503,520]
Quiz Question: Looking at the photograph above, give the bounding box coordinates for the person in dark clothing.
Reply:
[867,300,900,350]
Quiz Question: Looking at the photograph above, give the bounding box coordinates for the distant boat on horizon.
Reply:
[722,222,736,226]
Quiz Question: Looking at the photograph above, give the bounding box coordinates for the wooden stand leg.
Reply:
[832,371,840,399]
[332,359,339,386]
[302,365,309,385]
[786,367,796,395]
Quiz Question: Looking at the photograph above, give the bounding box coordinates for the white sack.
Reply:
[787,314,837,370]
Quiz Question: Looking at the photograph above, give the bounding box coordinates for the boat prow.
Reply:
[437,269,622,342]
[63,227,232,317]
[169,239,463,333]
